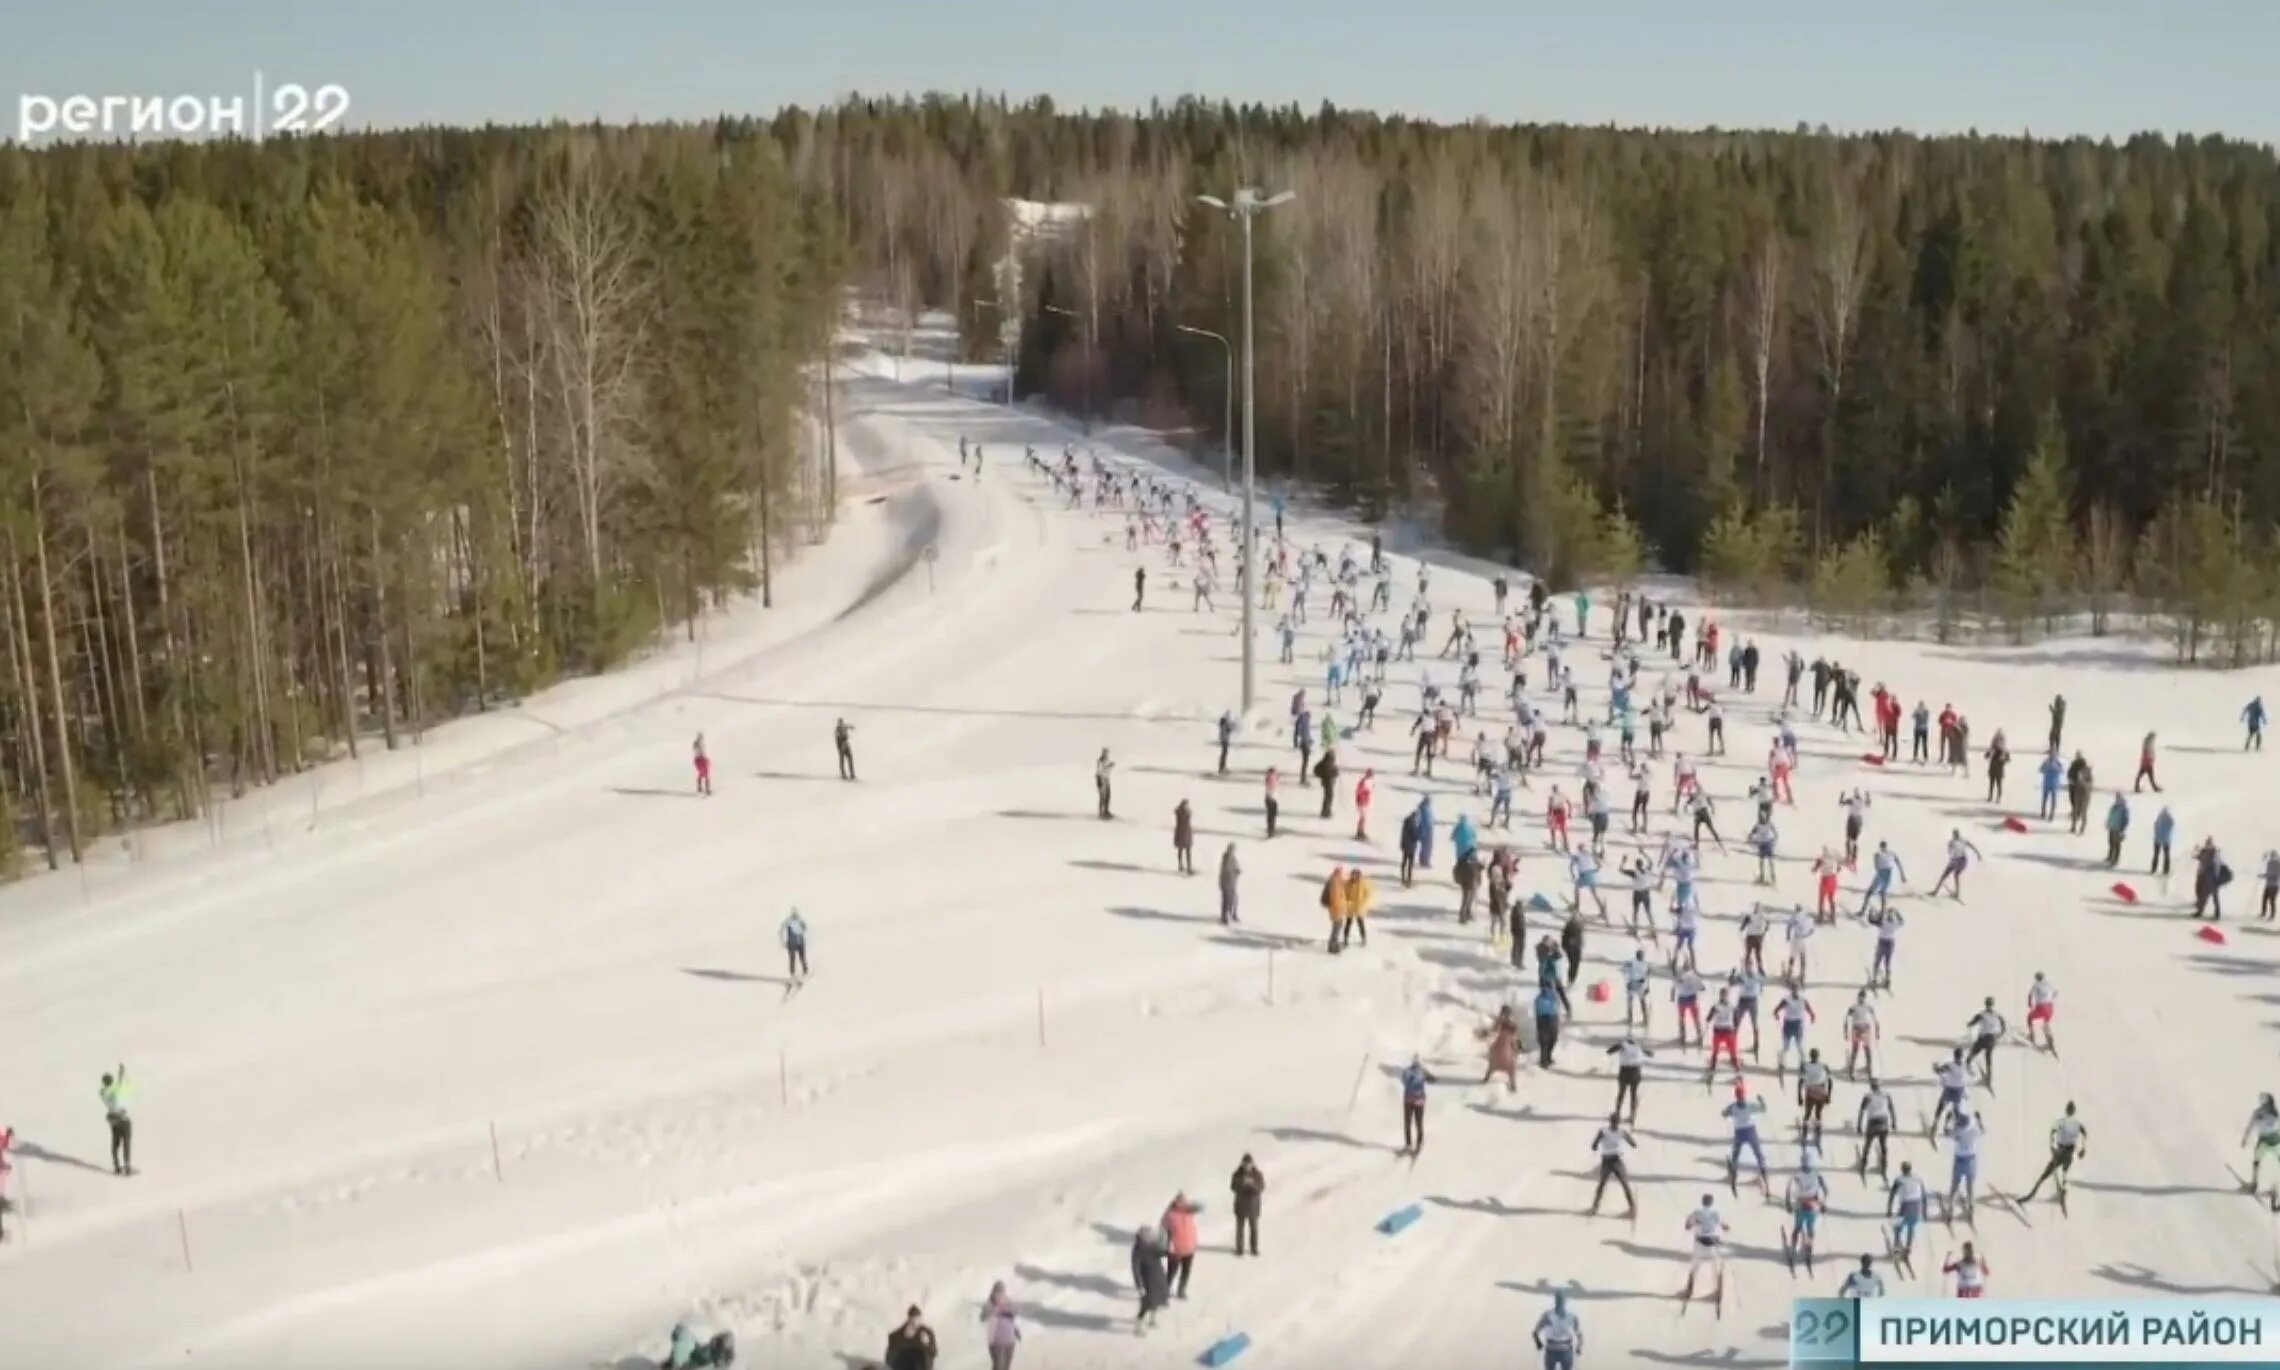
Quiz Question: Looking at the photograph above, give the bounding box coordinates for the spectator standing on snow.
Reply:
[1230,1154,1265,1256]
[781,908,810,982]
[100,1064,132,1176]
[835,718,857,780]
[884,1306,938,1370]
[980,1284,1022,1370]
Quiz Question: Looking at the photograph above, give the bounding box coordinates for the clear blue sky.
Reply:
[5,1,2275,145]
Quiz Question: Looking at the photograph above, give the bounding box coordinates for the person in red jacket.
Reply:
[1354,770,1376,841]
[1160,1193,1201,1298]
[691,733,712,796]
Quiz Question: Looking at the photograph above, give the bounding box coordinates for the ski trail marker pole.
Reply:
[490,1122,504,1183]
[1036,988,1046,1047]
[1267,949,1276,1005]
[779,1050,789,1107]
[1345,1052,1371,1113]
[177,1209,194,1273]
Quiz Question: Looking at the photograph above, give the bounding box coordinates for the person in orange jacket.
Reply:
[1161,1193,1202,1299]
[1324,866,1350,953]
[1344,867,1374,950]
[1354,770,1376,841]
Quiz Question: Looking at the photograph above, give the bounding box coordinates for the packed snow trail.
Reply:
[3,356,2279,1369]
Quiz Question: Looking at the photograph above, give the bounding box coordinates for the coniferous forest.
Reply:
[5,94,2280,868]
[0,125,844,871]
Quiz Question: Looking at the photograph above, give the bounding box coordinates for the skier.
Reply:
[781,908,809,983]
[1132,567,1146,612]
[2246,1094,2280,1192]
[1930,1048,1972,1137]
[1944,1242,1990,1299]
[1831,986,1876,1077]
[1263,768,1280,839]
[1095,749,1115,819]
[1774,986,1816,1078]
[1172,800,1196,874]
[1672,962,1706,1048]
[2023,972,2057,1052]
[2262,849,2280,921]
[1857,843,1905,919]
[1622,949,1654,1032]
[1838,790,1871,867]
[1887,1162,1928,1266]
[1533,1291,1585,1370]
[1723,1084,1770,1192]
[1798,1049,1835,1149]
[1928,831,1984,900]
[2019,1101,2087,1208]
[1868,906,1903,992]
[1781,904,1815,985]
[1704,990,1743,1080]
[1399,1056,1438,1157]
[692,733,712,796]
[1229,1154,1264,1257]
[1786,1154,1830,1274]
[1607,1034,1653,1123]
[1837,1255,1885,1299]
[1218,845,1241,925]
[1748,816,1779,885]
[1857,1078,1896,1179]
[100,1063,132,1175]
[2247,697,2268,751]
[1983,731,2010,802]
[1678,1195,1731,1314]
[1943,1109,1987,1224]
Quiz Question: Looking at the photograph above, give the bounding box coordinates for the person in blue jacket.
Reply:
[2103,793,2131,867]
[1452,813,1479,867]
[1399,1056,1438,1156]
[2037,750,2064,821]
[1216,712,1236,775]
[2247,697,2268,751]
[1534,982,1565,1067]
[2151,805,2177,876]
[1416,795,1438,870]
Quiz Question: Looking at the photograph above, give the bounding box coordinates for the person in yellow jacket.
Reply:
[1324,865,1350,953]
[1344,867,1374,950]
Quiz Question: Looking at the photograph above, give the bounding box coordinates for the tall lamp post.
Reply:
[1042,303,1093,429]
[1196,187,1293,716]
[1175,324,1234,493]
[975,298,1015,406]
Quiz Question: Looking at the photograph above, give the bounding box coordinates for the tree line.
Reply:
[0,125,845,872]
[797,95,2280,656]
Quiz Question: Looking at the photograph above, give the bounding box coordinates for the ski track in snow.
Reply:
[2,351,2280,1368]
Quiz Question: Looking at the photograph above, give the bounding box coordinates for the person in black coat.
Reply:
[1131,1226,1170,1327]
[884,1306,938,1370]
[1229,1155,1265,1256]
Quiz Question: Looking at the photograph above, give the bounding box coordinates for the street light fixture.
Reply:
[975,298,1015,406]
[1175,324,1234,493]
[1195,187,1295,717]
[1042,303,1093,427]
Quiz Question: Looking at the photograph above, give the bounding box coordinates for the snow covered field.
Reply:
[4,355,2280,1370]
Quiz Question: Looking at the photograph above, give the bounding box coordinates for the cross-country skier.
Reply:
[781,908,809,983]
[1944,1242,1990,1299]
[1704,990,1743,1080]
[1586,1115,1639,1220]
[1774,986,1816,1078]
[1723,1085,1770,1192]
[1928,831,1984,899]
[1868,906,1904,991]
[1798,1050,1835,1149]
[1930,1049,1972,1138]
[1943,1111,1986,1224]
[1534,1293,1584,1370]
[1732,963,1767,1060]
[2243,1094,2280,1192]
[1622,949,1654,1032]
[2024,973,2057,1052]
[1857,1079,1896,1178]
[100,1064,132,1176]
[1963,998,2007,1091]
[1857,843,1905,918]
[1786,1155,1830,1274]
[2019,1102,2087,1208]
[1673,964,1706,1048]
[1887,1162,1928,1266]
[1844,990,1881,1079]
[1678,1195,1730,1314]
[1839,790,1871,866]
[1838,1255,1885,1299]
[1781,904,1814,985]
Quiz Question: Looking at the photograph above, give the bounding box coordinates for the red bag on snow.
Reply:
[2002,816,2029,833]
[2110,882,2138,904]
[1861,753,1886,767]
[2197,925,2227,945]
